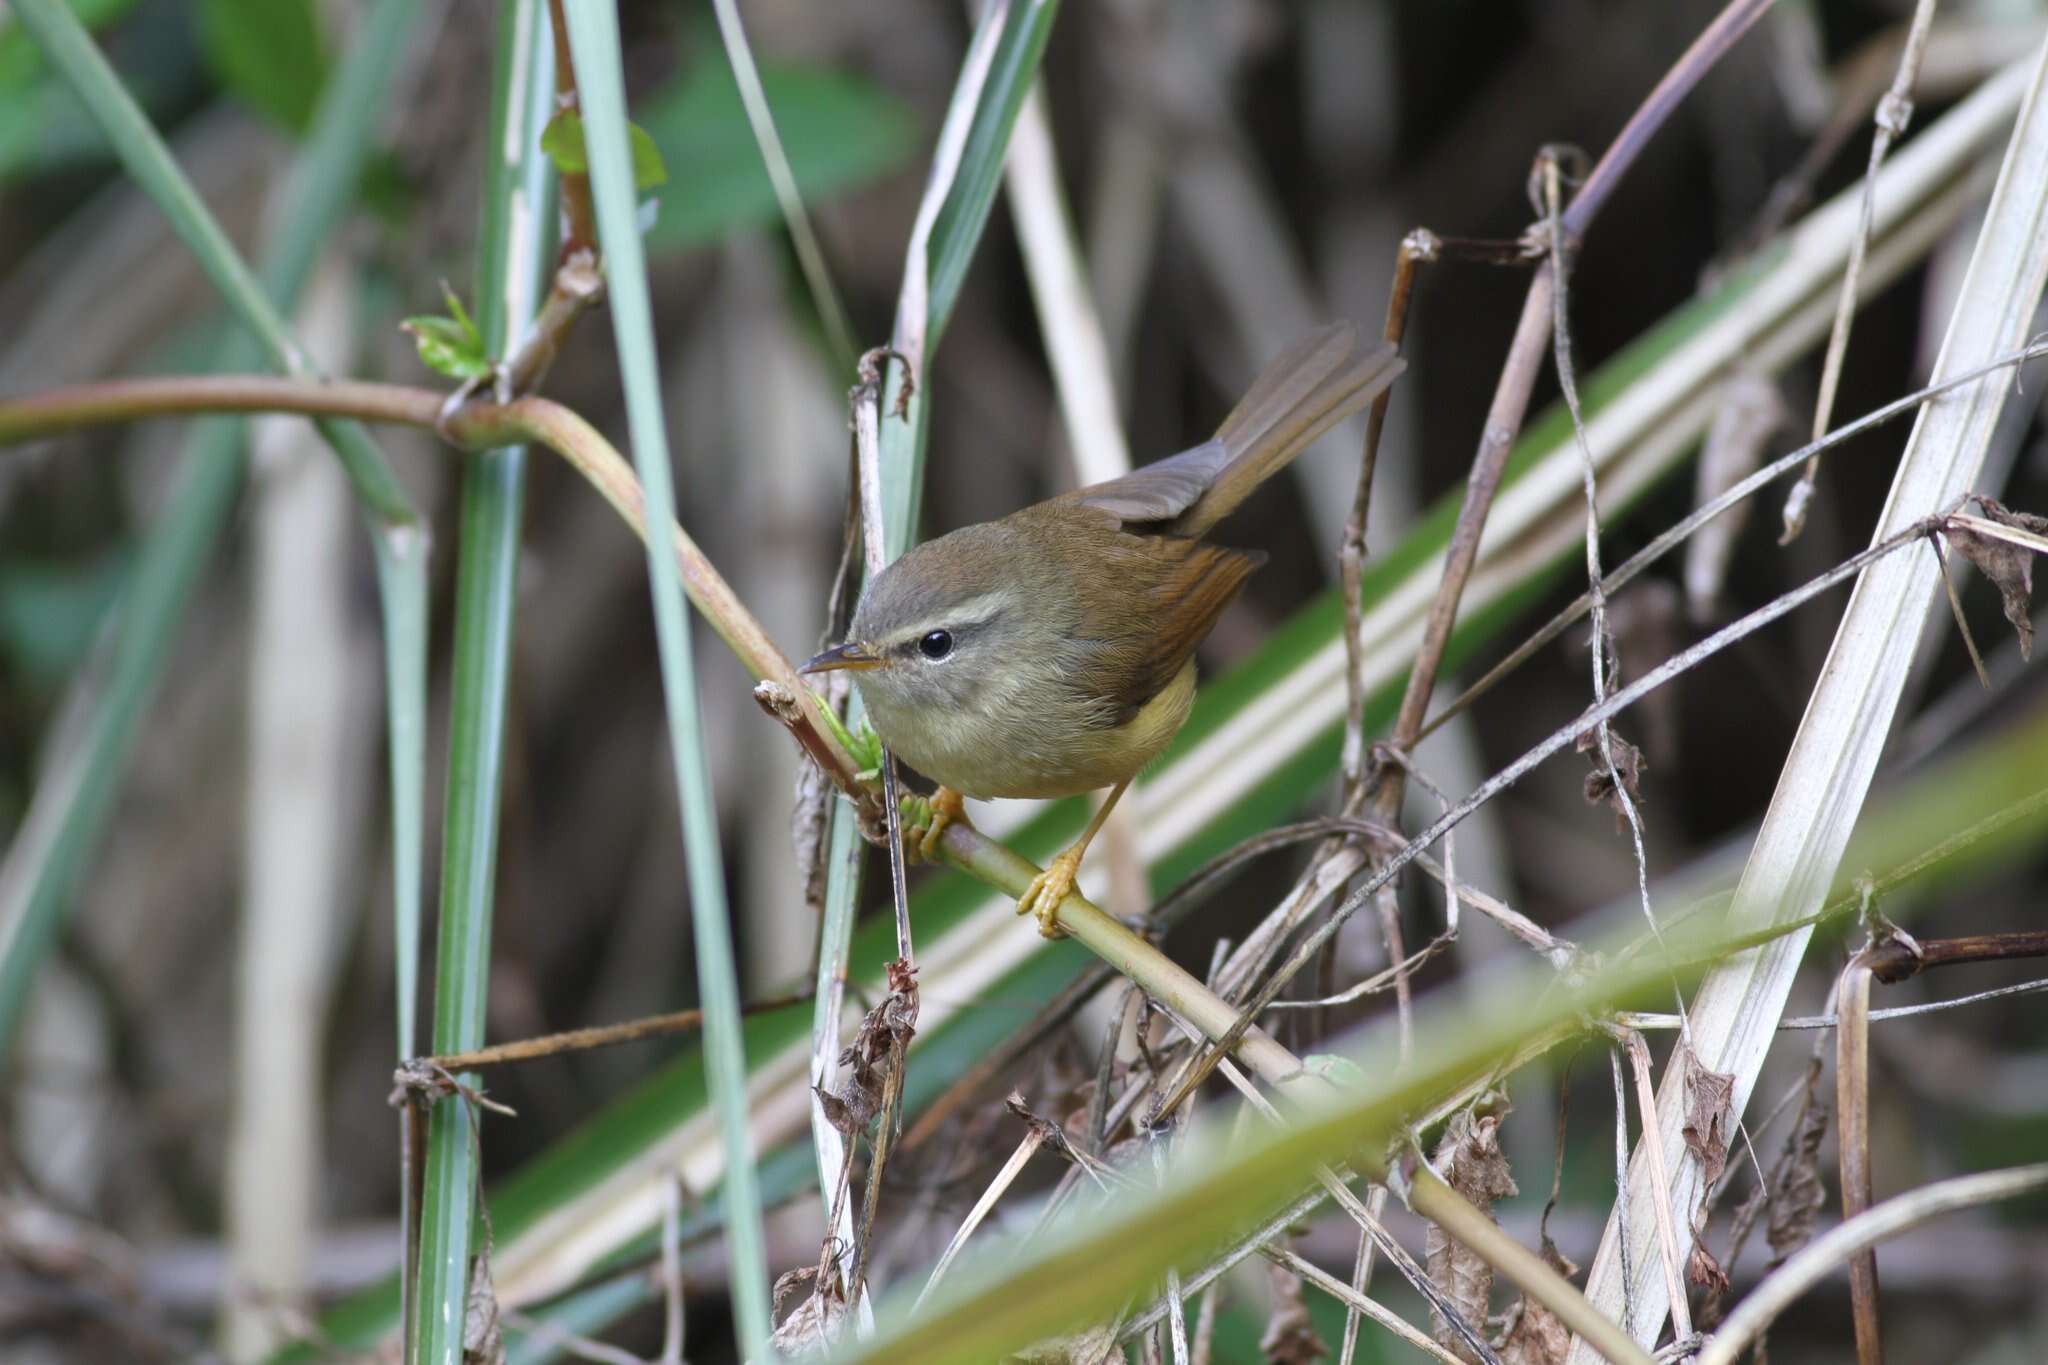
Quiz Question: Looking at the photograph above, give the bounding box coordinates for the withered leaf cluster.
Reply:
[816,959,921,1136]
[1948,495,2048,659]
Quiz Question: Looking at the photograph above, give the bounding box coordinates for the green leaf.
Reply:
[540,108,667,190]
[195,0,329,133]
[0,0,143,179]
[401,282,492,381]
[0,0,138,88]
[0,553,127,690]
[538,107,587,173]
[640,53,916,251]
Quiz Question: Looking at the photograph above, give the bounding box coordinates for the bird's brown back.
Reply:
[1008,500,1262,726]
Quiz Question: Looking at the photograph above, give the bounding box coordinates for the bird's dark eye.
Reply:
[918,629,954,660]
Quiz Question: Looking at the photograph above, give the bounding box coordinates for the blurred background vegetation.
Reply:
[2,1,2046,1362]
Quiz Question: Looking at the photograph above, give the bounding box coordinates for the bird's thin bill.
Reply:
[800,642,881,673]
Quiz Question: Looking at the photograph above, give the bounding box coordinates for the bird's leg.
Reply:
[904,785,968,864]
[1016,778,1131,939]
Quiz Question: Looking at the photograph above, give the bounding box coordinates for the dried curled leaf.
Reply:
[816,960,920,1135]
[1426,1096,1518,1362]
[770,1264,848,1357]
[1687,1240,1731,1295]
[1947,496,2048,658]
[462,1246,504,1365]
[1259,1260,1326,1363]
[1497,1299,1570,1365]
[1496,1230,1576,1363]
[1767,1061,1832,1263]
[1681,1050,1735,1189]
[1577,726,1646,829]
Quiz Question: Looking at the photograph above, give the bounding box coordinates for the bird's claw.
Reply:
[1016,848,1082,939]
[903,786,967,865]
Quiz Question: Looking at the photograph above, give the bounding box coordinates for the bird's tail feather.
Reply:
[1174,321,1404,537]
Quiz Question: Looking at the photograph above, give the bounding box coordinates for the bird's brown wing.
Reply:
[1054,438,1232,525]
[1083,525,1264,725]
[1055,321,1401,535]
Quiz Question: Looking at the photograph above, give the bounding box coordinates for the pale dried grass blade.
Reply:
[1570,42,2048,1358]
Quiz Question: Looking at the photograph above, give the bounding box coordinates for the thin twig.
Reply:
[1835,951,1882,1364]
[1541,145,1672,989]
[1148,1135,1191,1365]
[659,1175,685,1365]
[852,347,918,966]
[1610,1047,1637,1334]
[913,1129,1045,1311]
[1262,932,1455,1011]
[1696,1164,2048,1365]
[708,0,859,375]
[502,1309,646,1365]
[1867,928,2048,982]
[1270,1245,1468,1365]
[405,991,810,1072]
[491,0,602,399]
[545,0,594,252]
[1615,1029,1695,1342]
[1370,0,1775,824]
[1781,0,1941,542]
[1337,1217,1371,1365]
[12,327,2039,780]
[1340,228,1435,789]
[1162,511,1956,1118]
[1928,534,1993,688]
[1417,284,2048,740]
[1620,975,2048,1031]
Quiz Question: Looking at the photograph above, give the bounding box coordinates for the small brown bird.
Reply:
[803,323,1403,935]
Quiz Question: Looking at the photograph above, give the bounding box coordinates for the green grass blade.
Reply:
[561,4,772,1355]
[408,3,556,1363]
[7,0,295,361]
[811,0,1062,1301]
[880,0,1059,552]
[0,0,424,1056]
[707,0,859,376]
[374,525,429,1060]
[7,0,418,524]
[921,0,1058,347]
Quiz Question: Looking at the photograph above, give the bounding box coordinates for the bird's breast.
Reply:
[858,659,1197,800]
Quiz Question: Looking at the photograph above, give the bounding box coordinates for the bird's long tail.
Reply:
[1172,321,1404,538]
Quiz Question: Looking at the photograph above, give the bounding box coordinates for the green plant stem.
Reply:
[0,375,869,789]
[707,0,858,376]
[409,3,556,1363]
[560,4,772,1354]
[0,0,424,1059]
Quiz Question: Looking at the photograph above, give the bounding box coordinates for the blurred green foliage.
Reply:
[0,551,126,691]
[539,108,668,190]
[194,0,327,132]
[640,49,917,252]
[0,0,138,176]
[401,281,493,382]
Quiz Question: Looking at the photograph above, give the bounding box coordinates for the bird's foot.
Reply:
[1016,846,1085,939]
[902,786,968,865]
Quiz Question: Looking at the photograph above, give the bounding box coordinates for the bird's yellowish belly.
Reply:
[866,661,1197,801]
